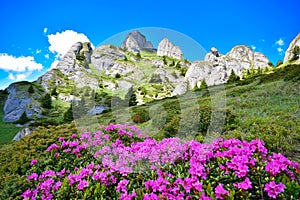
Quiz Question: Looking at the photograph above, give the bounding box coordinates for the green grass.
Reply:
[0,109,23,144]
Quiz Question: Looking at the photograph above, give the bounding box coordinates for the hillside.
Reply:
[0,31,300,199]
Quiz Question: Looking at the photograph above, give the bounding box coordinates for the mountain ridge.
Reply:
[1,30,299,126]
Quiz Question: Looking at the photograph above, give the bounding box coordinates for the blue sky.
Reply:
[0,0,299,89]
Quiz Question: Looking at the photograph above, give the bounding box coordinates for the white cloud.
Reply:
[8,73,15,80]
[47,30,92,58]
[45,54,49,59]
[49,59,59,70]
[277,47,284,56]
[36,49,41,54]
[275,38,284,46]
[44,28,48,34]
[0,54,43,72]
[251,45,256,50]
[8,72,29,81]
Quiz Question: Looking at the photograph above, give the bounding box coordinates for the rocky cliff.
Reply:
[157,38,184,59]
[284,33,300,63]
[121,30,154,52]
[186,46,269,88]
[3,82,43,122]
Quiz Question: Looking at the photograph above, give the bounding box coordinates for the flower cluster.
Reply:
[22,123,300,200]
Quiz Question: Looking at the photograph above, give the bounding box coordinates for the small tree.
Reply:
[41,93,52,109]
[64,104,74,122]
[16,111,30,124]
[291,45,300,61]
[275,60,283,68]
[28,85,34,94]
[51,87,58,97]
[136,52,141,59]
[227,69,240,83]
[125,87,137,107]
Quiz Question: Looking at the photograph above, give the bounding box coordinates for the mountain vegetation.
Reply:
[0,31,299,199]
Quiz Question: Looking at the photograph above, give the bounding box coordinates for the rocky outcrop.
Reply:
[91,45,126,71]
[38,42,95,91]
[13,127,35,141]
[284,33,300,63]
[3,82,42,122]
[157,38,184,59]
[187,46,269,88]
[121,30,154,52]
[226,45,269,71]
[55,42,93,74]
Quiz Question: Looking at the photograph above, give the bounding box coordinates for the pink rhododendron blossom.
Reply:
[264,181,285,199]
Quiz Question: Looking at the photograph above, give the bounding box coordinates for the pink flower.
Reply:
[264,181,285,199]
[234,177,252,190]
[78,179,89,190]
[21,189,32,199]
[53,181,62,190]
[117,179,129,193]
[215,184,229,200]
[71,134,77,139]
[46,143,60,152]
[30,159,37,166]
[28,173,38,181]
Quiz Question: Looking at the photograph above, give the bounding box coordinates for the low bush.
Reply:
[19,123,300,199]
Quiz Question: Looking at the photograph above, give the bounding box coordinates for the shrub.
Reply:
[63,104,74,122]
[20,124,300,200]
[227,69,240,83]
[115,73,121,78]
[41,93,52,109]
[28,85,34,94]
[15,111,30,124]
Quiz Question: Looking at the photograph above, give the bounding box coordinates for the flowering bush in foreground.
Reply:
[22,123,300,199]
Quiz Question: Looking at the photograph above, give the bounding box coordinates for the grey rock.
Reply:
[152,60,165,68]
[157,38,184,59]
[186,45,269,88]
[3,83,42,122]
[13,127,35,141]
[121,30,154,52]
[88,105,108,115]
[284,33,300,63]
[172,82,188,96]
[91,45,126,71]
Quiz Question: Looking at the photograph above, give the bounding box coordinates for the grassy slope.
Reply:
[0,63,299,199]
[0,108,23,144]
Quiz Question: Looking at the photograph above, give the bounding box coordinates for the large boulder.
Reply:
[284,33,300,63]
[121,30,154,52]
[2,82,42,122]
[157,38,184,59]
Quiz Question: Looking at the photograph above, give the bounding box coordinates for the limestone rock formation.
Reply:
[55,42,93,74]
[284,33,300,63]
[187,45,269,88]
[3,82,42,122]
[121,30,154,52]
[157,38,184,59]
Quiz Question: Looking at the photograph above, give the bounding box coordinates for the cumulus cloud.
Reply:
[251,45,256,50]
[47,30,92,58]
[8,72,29,81]
[36,49,41,54]
[275,38,284,46]
[44,28,48,34]
[0,54,43,72]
